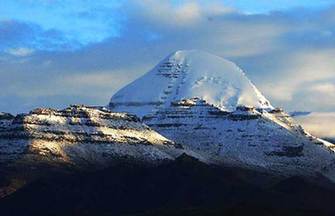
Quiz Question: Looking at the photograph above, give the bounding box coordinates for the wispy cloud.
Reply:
[0,1,123,51]
[294,112,335,138]
[6,47,34,57]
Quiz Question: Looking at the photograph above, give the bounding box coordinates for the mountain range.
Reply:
[110,50,335,179]
[0,50,334,215]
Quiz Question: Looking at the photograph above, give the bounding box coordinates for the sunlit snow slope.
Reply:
[0,105,190,167]
[109,50,272,117]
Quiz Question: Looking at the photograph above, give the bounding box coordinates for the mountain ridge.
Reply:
[1,50,335,215]
[0,104,195,168]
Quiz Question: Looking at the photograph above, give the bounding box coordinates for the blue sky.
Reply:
[1,0,334,51]
[0,0,123,51]
[224,0,335,13]
[0,0,335,114]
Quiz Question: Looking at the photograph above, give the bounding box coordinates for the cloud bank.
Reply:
[294,112,335,139]
[0,1,334,114]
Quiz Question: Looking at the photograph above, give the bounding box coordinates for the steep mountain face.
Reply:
[109,50,335,180]
[0,105,187,168]
[109,50,272,117]
[144,98,335,178]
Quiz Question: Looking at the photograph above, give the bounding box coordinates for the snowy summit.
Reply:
[109,50,273,117]
[108,50,335,181]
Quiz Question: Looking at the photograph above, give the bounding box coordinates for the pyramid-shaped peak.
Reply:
[109,50,272,117]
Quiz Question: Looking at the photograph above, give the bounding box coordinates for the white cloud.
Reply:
[128,0,235,26]
[253,48,335,110]
[6,47,34,57]
[0,1,335,113]
[311,83,335,94]
[294,112,335,138]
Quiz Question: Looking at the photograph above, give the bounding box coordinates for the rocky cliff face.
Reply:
[143,98,335,179]
[0,105,187,167]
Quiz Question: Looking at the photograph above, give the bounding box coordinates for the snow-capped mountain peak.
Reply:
[108,50,335,181]
[109,50,272,117]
